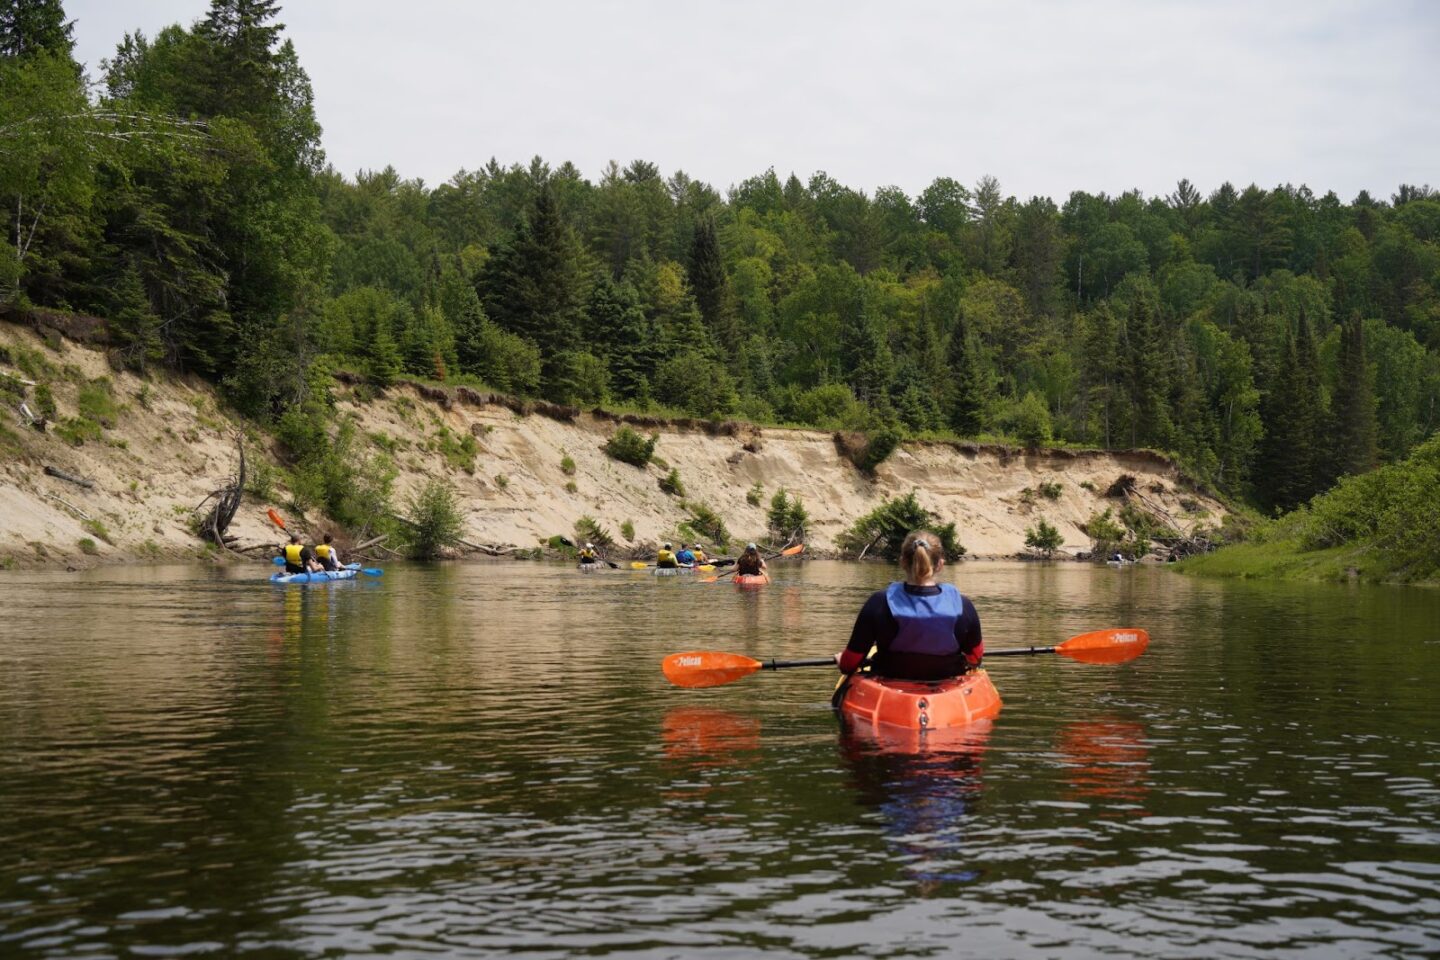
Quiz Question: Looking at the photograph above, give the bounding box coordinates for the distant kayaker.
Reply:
[657,542,679,569]
[835,530,982,681]
[735,543,767,577]
[281,533,322,574]
[675,543,697,566]
[579,542,600,566]
[692,543,708,564]
[314,533,341,571]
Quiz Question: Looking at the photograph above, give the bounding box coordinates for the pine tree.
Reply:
[107,260,162,371]
[688,216,735,355]
[585,277,655,400]
[946,316,990,436]
[839,302,893,407]
[1256,314,1325,511]
[479,185,591,394]
[1330,312,1378,479]
[1124,294,1171,448]
[0,0,74,57]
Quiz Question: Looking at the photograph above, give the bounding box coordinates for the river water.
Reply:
[1,560,1437,958]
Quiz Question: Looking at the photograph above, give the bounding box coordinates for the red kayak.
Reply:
[733,574,769,588]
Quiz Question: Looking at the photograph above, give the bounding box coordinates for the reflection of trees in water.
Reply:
[837,720,992,892]
[1057,719,1150,814]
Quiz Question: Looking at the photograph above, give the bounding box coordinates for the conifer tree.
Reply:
[1257,313,1325,511]
[1124,294,1171,448]
[479,185,591,392]
[1330,312,1378,479]
[585,277,656,401]
[688,216,735,353]
[839,302,893,407]
[946,316,990,436]
[0,0,74,57]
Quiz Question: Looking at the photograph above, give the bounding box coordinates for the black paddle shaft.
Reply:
[763,658,837,670]
[985,646,1057,657]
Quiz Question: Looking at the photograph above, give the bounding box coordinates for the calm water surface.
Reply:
[1,560,1437,958]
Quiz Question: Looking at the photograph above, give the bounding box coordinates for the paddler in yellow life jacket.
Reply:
[578,542,600,566]
[314,533,341,571]
[692,543,708,564]
[656,542,678,569]
[282,533,321,574]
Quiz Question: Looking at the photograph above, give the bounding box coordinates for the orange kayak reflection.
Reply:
[1058,718,1151,814]
[660,706,762,764]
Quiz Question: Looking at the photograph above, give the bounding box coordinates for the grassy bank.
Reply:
[1177,540,1368,582]
[1179,434,1440,585]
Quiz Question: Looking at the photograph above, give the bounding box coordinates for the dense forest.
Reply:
[5,0,1440,515]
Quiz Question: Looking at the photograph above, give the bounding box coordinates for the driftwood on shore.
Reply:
[195,436,246,548]
[44,465,93,488]
[42,492,92,521]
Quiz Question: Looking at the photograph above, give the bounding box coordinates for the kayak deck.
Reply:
[270,566,359,584]
[733,574,769,587]
[837,669,1001,731]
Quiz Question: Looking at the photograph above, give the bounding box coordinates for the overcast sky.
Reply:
[66,0,1439,203]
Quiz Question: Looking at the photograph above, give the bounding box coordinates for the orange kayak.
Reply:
[837,669,1002,731]
[733,574,768,588]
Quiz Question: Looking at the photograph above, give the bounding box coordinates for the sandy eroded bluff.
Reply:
[0,319,1224,566]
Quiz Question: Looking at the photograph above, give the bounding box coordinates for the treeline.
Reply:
[5,0,1440,514]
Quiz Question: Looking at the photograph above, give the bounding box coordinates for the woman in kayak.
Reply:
[578,542,600,566]
[281,533,322,574]
[836,530,982,680]
[735,543,767,577]
[314,533,342,571]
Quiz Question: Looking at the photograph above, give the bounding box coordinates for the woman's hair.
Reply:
[899,530,940,583]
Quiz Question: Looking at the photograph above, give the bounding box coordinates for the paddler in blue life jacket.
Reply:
[675,543,697,567]
[282,533,322,574]
[656,542,679,569]
[835,530,983,681]
[314,533,342,571]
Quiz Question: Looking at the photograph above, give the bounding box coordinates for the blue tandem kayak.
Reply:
[270,563,362,584]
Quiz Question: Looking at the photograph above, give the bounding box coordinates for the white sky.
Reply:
[67,0,1440,203]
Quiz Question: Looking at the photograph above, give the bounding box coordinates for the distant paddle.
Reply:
[661,628,1150,688]
[700,543,804,583]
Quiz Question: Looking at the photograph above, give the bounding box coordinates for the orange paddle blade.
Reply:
[266,508,286,530]
[1056,628,1150,664]
[662,651,764,688]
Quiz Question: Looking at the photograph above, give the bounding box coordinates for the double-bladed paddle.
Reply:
[661,628,1150,688]
[699,543,804,583]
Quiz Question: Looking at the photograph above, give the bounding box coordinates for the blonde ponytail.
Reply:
[900,530,939,584]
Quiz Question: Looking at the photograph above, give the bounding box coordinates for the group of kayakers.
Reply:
[280,533,345,574]
[655,541,711,568]
[580,527,976,683]
[577,540,771,577]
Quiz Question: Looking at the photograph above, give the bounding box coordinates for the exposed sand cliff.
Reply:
[0,319,1223,567]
